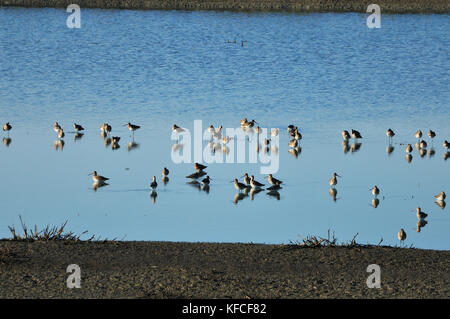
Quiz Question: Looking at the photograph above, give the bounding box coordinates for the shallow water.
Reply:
[0,8,449,249]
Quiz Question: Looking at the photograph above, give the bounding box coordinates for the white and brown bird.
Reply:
[416,207,428,219]
[234,178,248,192]
[194,162,207,172]
[162,167,169,177]
[443,140,449,150]
[398,229,407,241]
[419,140,427,149]
[250,175,265,189]
[288,139,298,148]
[271,128,279,137]
[405,144,413,153]
[73,123,84,132]
[242,173,250,186]
[89,171,109,183]
[351,129,362,139]
[428,130,436,139]
[240,118,248,126]
[414,130,422,139]
[267,174,282,186]
[386,128,395,140]
[371,186,380,197]
[150,176,158,190]
[201,175,211,186]
[329,172,341,188]
[434,191,446,201]
[53,122,62,133]
[57,129,65,139]
[2,122,12,133]
[341,130,350,141]
[172,124,185,133]
[126,122,140,133]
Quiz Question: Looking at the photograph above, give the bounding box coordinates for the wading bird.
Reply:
[341,130,350,141]
[57,129,65,139]
[194,163,207,172]
[416,207,428,219]
[398,229,407,241]
[405,144,413,153]
[351,129,362,139]
[267,174,282,186]
[2,122,12,134]
[150,176,158,190]
[53,122,62,133]
[386,128,395,141]
[73,123,84,132]
[414,130,422,139]
[89,171,109,183]
[371,186,380,197]
[428,130,436,139]
[329,172,341,188]
[250,175,264,189]
[172,124,185,133]
[434,191,446,201]
[162,167,169,177]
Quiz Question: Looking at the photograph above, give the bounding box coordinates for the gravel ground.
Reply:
[0,241,449,298]
[0,0,449,13]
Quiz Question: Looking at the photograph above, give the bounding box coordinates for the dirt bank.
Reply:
[0,0,449,13]
[0,240,449,298]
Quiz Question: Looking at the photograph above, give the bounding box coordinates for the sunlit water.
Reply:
[0,8,449,249]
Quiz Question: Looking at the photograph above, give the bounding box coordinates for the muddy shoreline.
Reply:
[0,240,449,298]
[0,0,449,13]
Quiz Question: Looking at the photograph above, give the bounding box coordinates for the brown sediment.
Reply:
[0,0,449,13]
[0,240,449,298]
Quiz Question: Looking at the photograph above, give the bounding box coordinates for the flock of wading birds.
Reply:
[2,120,448,242]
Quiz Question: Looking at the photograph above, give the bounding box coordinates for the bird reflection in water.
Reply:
[350,142,362,153]
[162,176,169,186]
[150,190,157,204]
[74,132,84,142]
[128,141,139,152]
[248,187,263,200]
[416,219,428,232]
[187,180,201,192]
[172,143,184,153]
[419,148,427,158]
[92,181,108,192]
[2,137,11,147]
[386,144,394,156]
[233,192,248,205]
[267,190,280,200]
[435,200,446,209]
[53,139,65,151]
[428,148,435,158]
[405,154,413,163]
[329,188,337,202]
[372,198,380,208]
[288,146,301,159]
[444,152,449,161]
[342,140,350,154]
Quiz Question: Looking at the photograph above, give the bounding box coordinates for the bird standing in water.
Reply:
[73,123,84,132]
[386,129,395,142]
[329,173,341,188]
[371,186,380,197]
[351,129,362,139]
[414,130,422,139]
[3,122,12,134]
[341,130,350,141]
[150,176,158,190]
[194,163,207,172]
[89,171,109,183]
[398,229,407,241]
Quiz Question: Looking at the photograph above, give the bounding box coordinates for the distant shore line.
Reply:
[1,0,449,14]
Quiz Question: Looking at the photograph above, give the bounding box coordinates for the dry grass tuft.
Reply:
[7,215,93,242]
